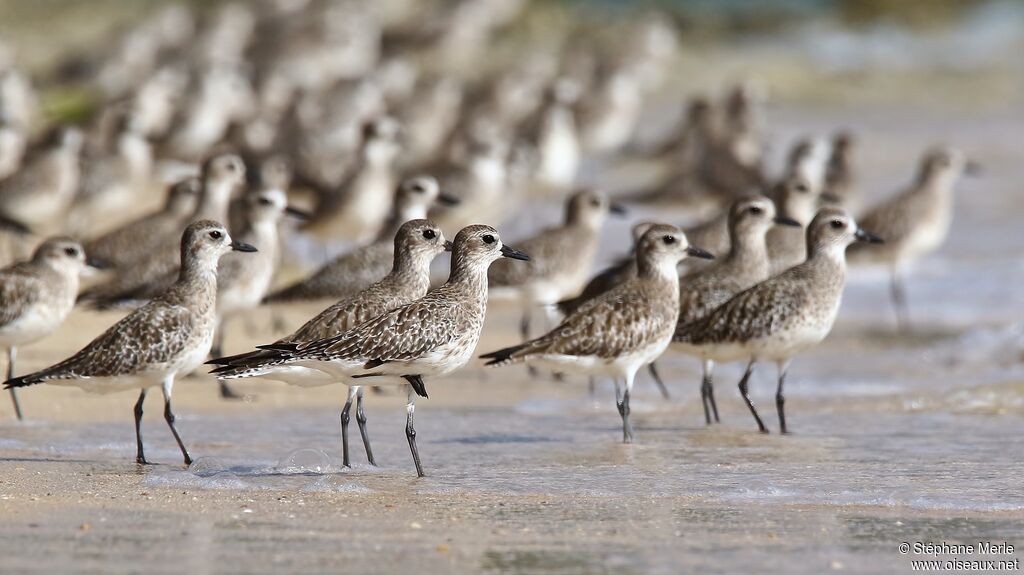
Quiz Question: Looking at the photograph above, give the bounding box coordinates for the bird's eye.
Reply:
[830,220,845,229]
[795,184,809,192]
[482,234,496,244]
[210,230,223,239]
[423,229,436,239]
[412,185,424,193]
[663,235,676,245]
[590,198,601,207]
[64,247,78,257]
[258,197,273,206]
[749,206,763,214]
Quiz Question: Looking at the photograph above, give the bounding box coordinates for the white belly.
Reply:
[0,301,71,347]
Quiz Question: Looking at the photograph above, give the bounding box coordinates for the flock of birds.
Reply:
[0,1,977,477]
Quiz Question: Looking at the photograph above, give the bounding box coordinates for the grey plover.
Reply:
[209,219,451,467]
[488,189,625,340]
[302,116,403,243]
[823,131,856,208]
[554,221,673,399]
[674,207,882,433]
[766,173,821,274]
[849,147,977,330]
[266,175,457,303]
[83,177,200,270]
[0,127,83,236]
[1,237,94,419]
[253,225,529,476]
[4,221,256,464]
[212,187,307,399]
[481,224,713,443]
[531,79,581,194]
[670,196,799,424]
[80,155,245,307]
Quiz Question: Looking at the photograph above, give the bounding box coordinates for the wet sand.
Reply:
[2,94,1024,574]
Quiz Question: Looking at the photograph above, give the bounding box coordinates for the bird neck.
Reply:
[176,250,220,307]
[728,227,770,271]
[637,254,679,285]
[390,250,433,292]
[196,181,232,222]
[447,255,490,293]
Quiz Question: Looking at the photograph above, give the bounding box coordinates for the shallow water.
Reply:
[2,102,1024,573]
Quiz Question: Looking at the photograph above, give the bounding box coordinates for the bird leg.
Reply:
[355,386,375,466]
[616,375,636,443]
[7,346,22,421]
[647,361,671,400]
[212,319,245,400]
[737,360,768,433]
[403,379,425,477]
[340,386,356,467]
[890,266,911,333]
[162,377,192,465]
[134,388,148,464]
[776,360,790,434]
[703,359,720,424]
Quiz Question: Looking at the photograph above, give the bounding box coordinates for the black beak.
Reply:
[86,256,112,270]
[774,215,801,228]
[609,202,628,216]
[443,240,454,252]
[437,192,461,207]
[854,228,884,244]
[231,241,258,252]
[686,245,715,260]
[500,244,530,261]
[964,160,982,176]
[285,206,312,220]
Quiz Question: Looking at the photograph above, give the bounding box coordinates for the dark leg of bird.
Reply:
[340,395,353,468]
[7,346,23,421]
[134,389,148,464]
[737,361,768,434]
[647,362,670,400]
[519,311,530,341]
[707,376,721,423]
[405,386,424,478]
[700,373,712,425]
[212,324,244,400]
[621,389,634,443]
[355,388,375,466]
[890,267,911,332]
[588,377,596,397]
[776,369,788,435]
[162,394,192,465]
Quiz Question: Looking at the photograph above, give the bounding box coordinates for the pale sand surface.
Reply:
[1,95,1023,574]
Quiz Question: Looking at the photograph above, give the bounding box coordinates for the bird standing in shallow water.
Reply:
[1,237,97,419]
[849,147,977,331]
[482,224,713,443]
[245,225,529,477]
[675,208,882,434]
[4,220,256,464]
[209,219,452,468]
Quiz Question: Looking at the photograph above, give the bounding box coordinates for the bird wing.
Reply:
[9,300,196,384]
[487,226,585,287]
[0,267,42,329]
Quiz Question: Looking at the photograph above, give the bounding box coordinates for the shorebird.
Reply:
[488,189,625,341]
[211,187,308,399]
[1,237,95,419]
[4,221,256,464]
[70,114,153,237]
[209,219,451,467]
[80,154,245,307]
[251,225,529,476]
[823,131,857,209]
[553,221,674,399]
[766,173,821,274]
[669,196,799,425]
[266,175,457,304]
[849,147,977,330]
[481,224,714,443]
[0,127,83,236]
[530,79,581,194]
[674,207,882,433]
[302,116,403,244]
[83,177,200,270]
